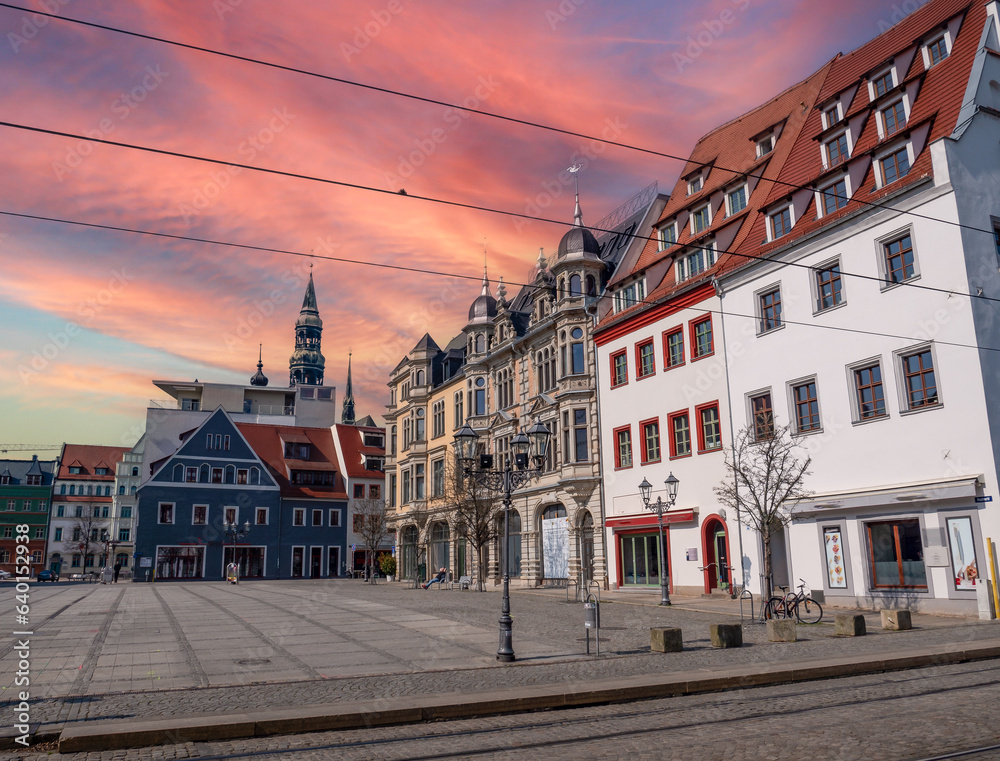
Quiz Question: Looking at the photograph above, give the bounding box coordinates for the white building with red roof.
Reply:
[597,0,1000,614]
[332,422,389,575]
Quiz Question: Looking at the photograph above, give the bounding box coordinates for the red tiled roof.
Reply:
[236,424,348,499]
[334,424,386,480]
[56,444,129,480]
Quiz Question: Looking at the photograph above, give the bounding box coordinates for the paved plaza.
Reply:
[2,578,1000,754]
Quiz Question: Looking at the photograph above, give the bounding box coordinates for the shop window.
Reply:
[867,519,926,588]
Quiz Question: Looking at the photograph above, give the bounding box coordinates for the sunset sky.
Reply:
[0,0,925,456]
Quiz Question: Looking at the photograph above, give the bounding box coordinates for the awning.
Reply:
[789,475,984,517]
[606,509,697,529]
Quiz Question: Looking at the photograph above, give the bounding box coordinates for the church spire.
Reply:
[341,351,356,425]
[289,268,326,386]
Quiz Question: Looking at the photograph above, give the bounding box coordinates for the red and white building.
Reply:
[332,421,389,575]
[596,0,1000,613]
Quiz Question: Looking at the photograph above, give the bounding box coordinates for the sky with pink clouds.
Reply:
[0,0,927,456]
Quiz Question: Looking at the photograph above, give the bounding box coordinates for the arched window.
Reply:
[105,486,111,496]
[250,467,260,485]
[401,526,418,581]
[569,274,582,296]
[416,369,425,386]
[118,486,125,495]
[475,334,485,353]
[60,485,66,495]
[415,408,425,440]
[474,377,486,415]
[130,486,137,495]
[172,465,183,482]
[225,465,235,484]
[199,464,209,483]
[586,275,597,297]
[131,467,139,476]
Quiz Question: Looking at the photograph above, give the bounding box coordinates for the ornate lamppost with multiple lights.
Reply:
[638,473,679,606]
[223,520,251,584]
[453,419,551,663]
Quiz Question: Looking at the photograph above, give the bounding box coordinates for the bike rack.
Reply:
[738,587,755,623]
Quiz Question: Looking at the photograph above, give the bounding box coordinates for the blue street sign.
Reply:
[975,496,992,503]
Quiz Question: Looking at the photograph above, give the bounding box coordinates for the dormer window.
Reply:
[658,222,677,249]
[675,245,717,283]
[687,175,703,195]
[756,135,774,158]
[769,206,793,240]
[94,467,108,476]
[825,132,849,167]
[0,475,8,485]
[726,184,748,216]
[614,279,646,313]
[923,33,950,68]
[820,177,849,216]
[822,103,842,130]
[877,144,911,187]
[879,99,907,138]
[68,466,82,475]
[691,204,711,234]
[870,68,895,100]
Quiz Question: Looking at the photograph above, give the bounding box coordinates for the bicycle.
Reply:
[764,579,823,624]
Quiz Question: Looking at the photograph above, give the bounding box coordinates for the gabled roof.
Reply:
[0,457,57,485]
[411,333,440,354]
[238,423,348,499]
[56,444,130,480]
[333,423,386,480]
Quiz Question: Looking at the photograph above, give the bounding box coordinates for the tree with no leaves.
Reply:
[63,510,109,574]
[442,453,500,592]
[354,496,390,583]
[714,420,811,599]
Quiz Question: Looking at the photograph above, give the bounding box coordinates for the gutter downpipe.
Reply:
[713,276,748,596]
[589,299,610,591]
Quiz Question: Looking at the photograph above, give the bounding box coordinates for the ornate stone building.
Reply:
[386,185,665,587]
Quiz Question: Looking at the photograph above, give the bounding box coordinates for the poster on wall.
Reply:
[542,517,569,579]
[823,528,847,589]
[946,517,978,590]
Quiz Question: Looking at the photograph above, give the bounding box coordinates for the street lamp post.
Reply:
[223,520,251,584]
[639,473,680,606]
[454,420,551,663]
[103,538,119,583]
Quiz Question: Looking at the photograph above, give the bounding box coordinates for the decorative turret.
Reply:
[250,344,269,386]
[555,189,602,262]
[341,352,356,425]
[467,267,497,324]
[289,270,326,386]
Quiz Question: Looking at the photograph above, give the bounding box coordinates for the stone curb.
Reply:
[54,638,1000,753]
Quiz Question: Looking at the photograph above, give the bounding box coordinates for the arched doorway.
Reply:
[579,512,594,585]
[701,515,732,593]
[540,504,568,582]
[430,521,450,576]
[49,553,62,576]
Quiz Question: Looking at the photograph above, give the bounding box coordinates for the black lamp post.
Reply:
[223,520,251,584]
[639,473,679,606]
[454,419,550,662]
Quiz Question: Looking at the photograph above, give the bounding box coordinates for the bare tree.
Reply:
[63,511,109,574]
[442,454,500,591]
[714,421,811,599]
[354,496,389,583]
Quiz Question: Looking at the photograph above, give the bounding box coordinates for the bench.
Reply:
[458,575,472,590]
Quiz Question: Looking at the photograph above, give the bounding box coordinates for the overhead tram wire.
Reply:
[3,207,1000,356]
[1,118,999,310]
[0,1,997,242]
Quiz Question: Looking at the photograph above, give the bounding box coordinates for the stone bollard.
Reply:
[766,619,797,642]
[709,623,743,648]
[650,627,683,653]
[834,613,867,636]
[881,609,912,631]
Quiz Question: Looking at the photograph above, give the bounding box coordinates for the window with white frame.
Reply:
[822,103,841,129]
[820,178,849,215]
[726,184,748,216]
[613,279,645,313]
[756,134,775,158]
[895,344,940,412]
[869,68,895,100]
[658,222,677,249]
[687,175,703,195]
[675,244,717,282]
[923,33,950,68]
[825,132,849,167]
[769,207,792,240]
[878,145,911,186]
[328,509,341,527]
[691,204,711,234]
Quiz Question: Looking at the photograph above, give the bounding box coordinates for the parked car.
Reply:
[36,570,59,582]
[0,569,12,580]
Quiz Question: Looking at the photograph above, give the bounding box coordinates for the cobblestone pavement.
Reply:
[9,660,1000,760]
[3,580,999,744]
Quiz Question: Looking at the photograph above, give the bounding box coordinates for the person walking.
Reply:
[113,561,122,583]
[423,567,447,589]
